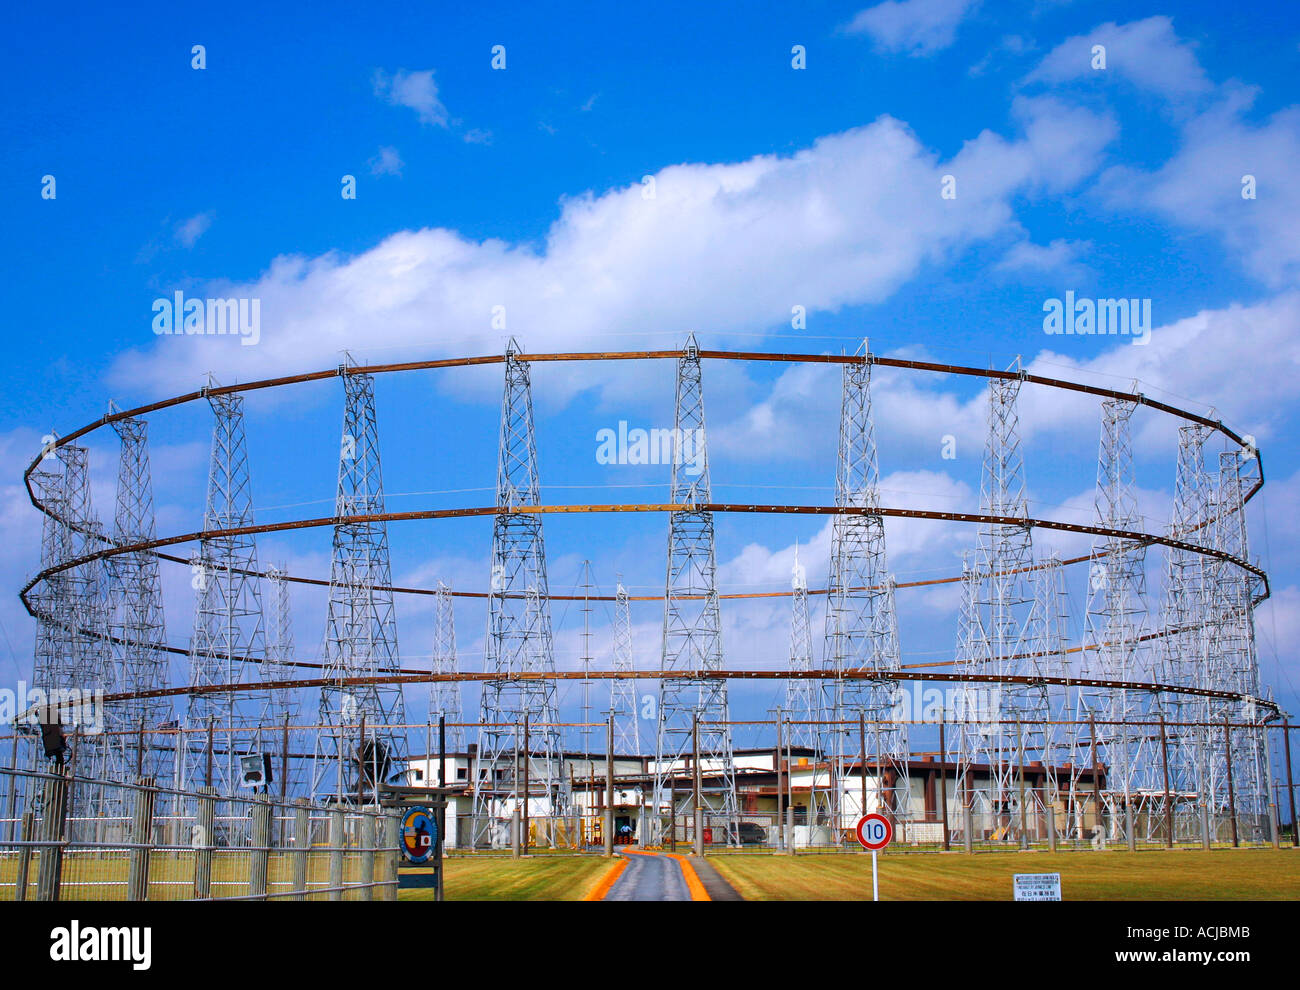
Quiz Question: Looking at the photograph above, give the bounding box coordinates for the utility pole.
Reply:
[580,560,594,761]
[605,715,615,857]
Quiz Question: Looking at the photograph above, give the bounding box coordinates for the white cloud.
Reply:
[1099,95,1300,288]
[1027,16,1300,288]
[1024,16,1212,101]
[844,0,980,56]
[369,146,404,177]
[108,103,1116,398]
[373,68,448,127]
[1021,292,1300,444]
[995,237,1091,279]
[174,211,213,248]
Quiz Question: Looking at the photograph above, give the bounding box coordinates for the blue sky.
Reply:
[2,0,1298,749]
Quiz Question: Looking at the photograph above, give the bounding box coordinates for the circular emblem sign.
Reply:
[401,806,438,864]
[855,813,893,851]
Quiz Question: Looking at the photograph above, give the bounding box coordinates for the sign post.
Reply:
[855,813,893,901]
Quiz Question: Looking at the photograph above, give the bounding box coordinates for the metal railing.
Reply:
[0,765,401,901]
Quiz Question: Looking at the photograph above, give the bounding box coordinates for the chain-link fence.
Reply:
[0,765,400,901]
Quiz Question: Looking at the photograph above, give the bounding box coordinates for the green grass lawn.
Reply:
[707,848,1300,901]
[399,857,612,901]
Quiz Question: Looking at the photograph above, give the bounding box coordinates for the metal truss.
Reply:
[1082,398,1161,839]
[1202,445,1268,840]
[263,564,304,796]
[106,411,174,786]
[430,580,465,753]
[608,578,640,757]
[30,445,128,803]
[1154,424,1215,839]
[185,387,272,795]
[473,340,566,845]
[817,346,908,834]
[653,335,739,842]
[314,368,407,802]
[783,546,817,750]
[955,374,1050,845]
[1155,424,1268,843]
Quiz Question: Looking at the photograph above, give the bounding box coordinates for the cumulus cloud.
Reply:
[1021,292,1300,445]
[995,237,1092,279]
[844,0,980,56]
[1023,16,1212,101]
[373,68,448,127]
[107,100,1116,399]
[1099,96,1300,288]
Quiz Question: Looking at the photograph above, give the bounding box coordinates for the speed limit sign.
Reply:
[855,814,892,902]
[856,813,893,851]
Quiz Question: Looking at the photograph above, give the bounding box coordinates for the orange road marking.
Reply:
[662,852,711,901]
[585,855,629,901]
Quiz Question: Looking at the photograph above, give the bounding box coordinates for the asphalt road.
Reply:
[604,852,691,901]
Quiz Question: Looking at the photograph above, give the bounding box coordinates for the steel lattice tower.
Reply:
[818,347,908,832]
[1205,446,1267,839]
[1154,425,1214,833]
[1082,398,1158,836]
[106,411,174,784]
[430,580,465,753]
[474,340,566,844]
[30,445,127,793]
[186,388,271,794]
[652,335,739,843]
[783,546,817,750]
[314,368,408,801]
[1160,423,1228,840]
[608,579,640,757]
[955,375,1050,844]
[264,565,304,796]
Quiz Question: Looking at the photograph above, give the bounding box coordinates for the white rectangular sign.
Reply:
[1013,873,1062,901]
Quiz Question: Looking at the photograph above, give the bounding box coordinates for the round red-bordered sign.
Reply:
[855,813,893,851]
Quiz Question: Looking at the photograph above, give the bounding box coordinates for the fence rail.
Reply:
[0,766,400,902]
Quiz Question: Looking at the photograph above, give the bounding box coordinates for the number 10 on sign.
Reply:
[855,814,893,901]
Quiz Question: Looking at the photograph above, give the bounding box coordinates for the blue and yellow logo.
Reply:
[401,806,438,864]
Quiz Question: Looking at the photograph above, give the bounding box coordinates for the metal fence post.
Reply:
[127,777,157,901]
[1284,718,1298,847]
[328,807,344,902]
[359,812,377,902]
[380,811,400,902]
[1158,716,1174,848]
[36,771,69,902]
[1224,717,1239,848]
[249,797,272,900]
[291,799,309,901]
[193,786,216,899]
[15,812,34,901]
[605,716,615,858]
[1263,723,1280,849]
